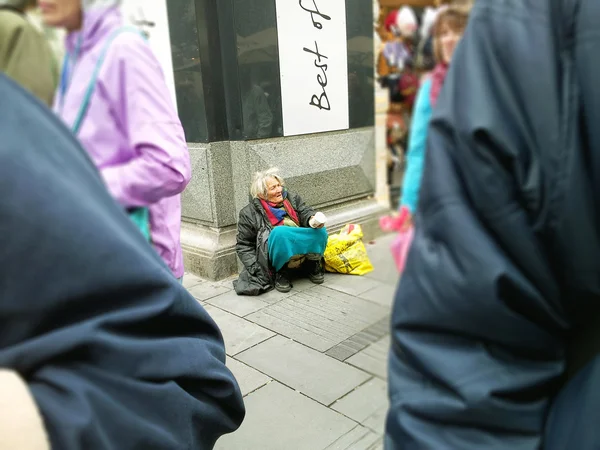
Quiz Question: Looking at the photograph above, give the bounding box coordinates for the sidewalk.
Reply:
[183,233,398,450]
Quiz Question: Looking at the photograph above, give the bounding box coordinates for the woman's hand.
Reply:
[309,216,325,229]
[400,213,413,231]
[398,206,413,232]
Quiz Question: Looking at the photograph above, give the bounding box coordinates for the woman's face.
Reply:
[39,0,82,30]
[439,23,463,65]
[265,177,284,204]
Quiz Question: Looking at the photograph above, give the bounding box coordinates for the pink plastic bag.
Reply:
[391,226,415,273]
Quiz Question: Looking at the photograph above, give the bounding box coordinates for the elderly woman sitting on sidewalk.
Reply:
[234,168,328,296]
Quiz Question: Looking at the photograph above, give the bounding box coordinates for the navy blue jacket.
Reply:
[387,1,600,448]
[0,75,244,449]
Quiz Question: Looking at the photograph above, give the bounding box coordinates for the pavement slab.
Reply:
[346,336,391,380]
[187,282,232,302]
[226,357,271,397]
[246,286,388,352]
[324,273,384,297]
[204,305,275,356]
[331,378,389,433]
[325,425,382,450]
[236,335,371,405]
[215,382,356,450]
[206,290,270,317]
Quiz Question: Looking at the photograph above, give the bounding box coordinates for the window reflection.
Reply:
[168,0,208,142]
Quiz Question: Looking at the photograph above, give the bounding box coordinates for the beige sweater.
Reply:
[0,370,50,450]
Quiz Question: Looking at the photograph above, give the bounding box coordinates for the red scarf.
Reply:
[430,63,449,107]
[259,198,300,227]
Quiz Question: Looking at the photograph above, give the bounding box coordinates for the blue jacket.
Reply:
[387,0,600,448]
[0,75,245,449]
[400,78,432,213]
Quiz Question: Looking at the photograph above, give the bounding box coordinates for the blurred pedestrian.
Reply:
[398,6,468,228]
[0,73,244,450]
[40,0,191,280]
[0,0,56,105]
[387,0,600,448]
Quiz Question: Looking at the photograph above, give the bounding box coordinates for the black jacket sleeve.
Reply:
[0,75,245,450]
[386,1,576,448]
[290,192,316,228]
[236,205,260,274]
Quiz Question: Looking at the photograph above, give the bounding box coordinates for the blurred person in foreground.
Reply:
[40,0,191,281]
[234,168,328,296]
[387,0,600,448]
[0,0,56,105]
[0,74,244,449]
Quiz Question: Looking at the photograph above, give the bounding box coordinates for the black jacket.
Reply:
[234,192,315,295]
[387,1,600,448]
[0,75,245,449]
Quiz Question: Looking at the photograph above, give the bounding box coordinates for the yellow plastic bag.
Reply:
[324,224,374,275]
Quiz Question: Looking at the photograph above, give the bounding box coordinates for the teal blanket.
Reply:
[268,227,328,271]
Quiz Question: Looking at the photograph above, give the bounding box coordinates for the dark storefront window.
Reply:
[232,0,284,140]
[167,0,209,142]
[346,0,375,129]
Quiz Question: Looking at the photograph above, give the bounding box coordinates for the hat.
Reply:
[384,10,399,34]
[396,6,417,38]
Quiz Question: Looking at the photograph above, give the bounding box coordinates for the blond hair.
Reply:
[250,168,285,200]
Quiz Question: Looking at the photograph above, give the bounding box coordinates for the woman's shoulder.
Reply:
[239,200,262,219]
[98,26,160,74]
[0,10,29,38]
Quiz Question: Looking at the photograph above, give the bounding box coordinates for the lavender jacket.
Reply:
[54,6,190,278]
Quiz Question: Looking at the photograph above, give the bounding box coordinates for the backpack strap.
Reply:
[71,26,142,135]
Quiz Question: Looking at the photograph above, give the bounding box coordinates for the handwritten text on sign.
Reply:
[275,0,349,136]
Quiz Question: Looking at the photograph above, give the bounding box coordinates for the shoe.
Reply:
[308,259,325,284]
[275,272,292,293]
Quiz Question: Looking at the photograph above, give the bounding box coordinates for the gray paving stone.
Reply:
[215,382,356,450]
[332,378,389,433]
[206,290,269,317]
[226,357,271,396]
[204,305,275,356]
[363,236,398,286]
[187,282,231,302]
[246,286,389,352]
[236,336,371,405]
[326,317,392,362]
[358,283,397,309]
[346,336,390,380]
[367,439,384,450]
[257,287,298,305]
[324,274,383,297]
[182,273,203,289]
[325,425,381,450]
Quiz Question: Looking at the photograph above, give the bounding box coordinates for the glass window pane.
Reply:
[234,0,283,140]
[167,0,209,142]
[346,0,375,129]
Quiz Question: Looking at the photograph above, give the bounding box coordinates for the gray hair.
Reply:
[250,168,285,200]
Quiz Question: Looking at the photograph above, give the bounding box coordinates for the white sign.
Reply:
[275,0,349,136]
[121,0,178,109]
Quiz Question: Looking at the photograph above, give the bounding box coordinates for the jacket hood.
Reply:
[82,0,121,10]
[65,3,122,53]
